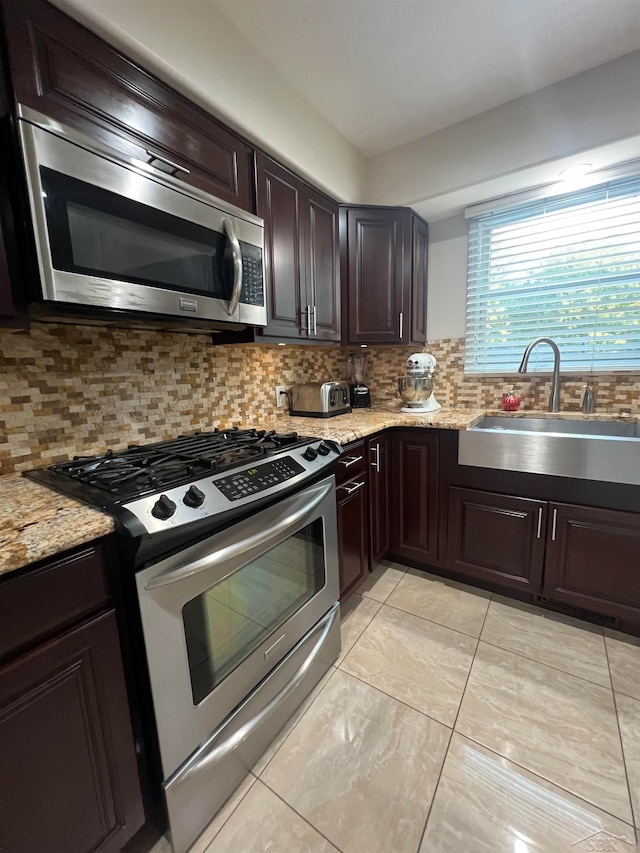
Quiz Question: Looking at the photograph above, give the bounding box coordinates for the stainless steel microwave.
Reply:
[17,105,266,331]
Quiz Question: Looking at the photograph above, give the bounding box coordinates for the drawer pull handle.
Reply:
[340,455,363,468]
[536,507,543,539]
[339,481,364,495]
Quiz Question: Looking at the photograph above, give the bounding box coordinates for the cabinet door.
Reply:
[336,472,369,599]
[410,214,428,344]
[446,487,546,592]
[255,153,305,339]
[391,431,439,563]
[345,207,407,344]
[0,610,144,853]
[3,0,253,210]
[544,503,640,621]
[306,189,340,341]
[367,433,391,567]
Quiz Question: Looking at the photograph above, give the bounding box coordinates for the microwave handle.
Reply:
[223,217,243,316]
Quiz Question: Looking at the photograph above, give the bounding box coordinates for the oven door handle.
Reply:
[223,217,243,317]
[144,478,334,590]
[174,602,339,785]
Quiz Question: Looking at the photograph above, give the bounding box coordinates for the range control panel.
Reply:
[123,439,343,534]
[214,457,305,501]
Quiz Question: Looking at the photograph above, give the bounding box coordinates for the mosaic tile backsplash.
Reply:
[1,324,638,474]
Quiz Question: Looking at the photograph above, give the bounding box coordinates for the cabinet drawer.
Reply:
[335,442,366,484]
[0,545,110,662]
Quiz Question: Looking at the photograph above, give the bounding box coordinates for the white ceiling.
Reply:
[214,0,640,157]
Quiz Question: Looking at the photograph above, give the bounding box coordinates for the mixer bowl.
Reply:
[397,375,434,407]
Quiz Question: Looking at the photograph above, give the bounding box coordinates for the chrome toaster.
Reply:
[290,381,352,418]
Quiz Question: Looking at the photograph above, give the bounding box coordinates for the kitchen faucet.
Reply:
[518,337,561,412]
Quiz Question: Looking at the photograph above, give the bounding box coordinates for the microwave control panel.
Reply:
[240,242,264,306]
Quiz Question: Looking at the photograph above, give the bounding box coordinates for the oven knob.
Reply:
[302,445,318,461]
[151,494,177,520]
[317,442,331,456]
[183,485,205,508]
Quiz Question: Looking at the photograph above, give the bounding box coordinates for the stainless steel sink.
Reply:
[471,416,640,438]
[459,416,640,485]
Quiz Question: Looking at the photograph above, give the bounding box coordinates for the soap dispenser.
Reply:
[581,385,594,414]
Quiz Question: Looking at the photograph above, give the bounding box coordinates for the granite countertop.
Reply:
[0,473,114,578]
[267,405,640,445]
[2,404,637,579]
[263,406,487,444]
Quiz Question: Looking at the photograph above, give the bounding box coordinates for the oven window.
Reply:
[182,518,326,705]
[40,166,232,298]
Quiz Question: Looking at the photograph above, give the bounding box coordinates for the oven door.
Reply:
[136,475,339,778]
[18,108,266,327]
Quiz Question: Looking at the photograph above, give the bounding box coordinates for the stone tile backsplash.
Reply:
[0,324,638,474]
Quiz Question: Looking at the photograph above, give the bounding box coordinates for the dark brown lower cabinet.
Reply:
[390,430,439,564]
[336,471,370,598]
[367,433,391,567]
[446,487,546,592]
[0,609,144,853]
[544,503,640,622]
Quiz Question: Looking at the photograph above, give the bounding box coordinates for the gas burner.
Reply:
[42,428,309,501]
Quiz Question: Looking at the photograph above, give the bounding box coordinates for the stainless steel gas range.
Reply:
[26,428,342,853]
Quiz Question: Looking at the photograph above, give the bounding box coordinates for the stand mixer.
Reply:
[397,353,441,413]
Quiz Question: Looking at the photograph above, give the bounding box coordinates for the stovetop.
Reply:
[40,429,311,501]
[25,428,342,547]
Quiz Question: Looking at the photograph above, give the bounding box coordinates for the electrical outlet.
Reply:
[275,385,288,408]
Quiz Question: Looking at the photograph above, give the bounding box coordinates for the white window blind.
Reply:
[465,174,640,373]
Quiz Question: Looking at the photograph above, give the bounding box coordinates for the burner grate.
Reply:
[47,428,306,500]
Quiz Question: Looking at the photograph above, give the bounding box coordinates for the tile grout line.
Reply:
[380,588,615,690]
[477,636,613,691]
[259,778,344,853]
[413,592,494,853]
[382,597,488,640]
[604,637,639,832]
[334,665,456,730]
[256,666,338,779]
[449,728,639,834]
[201,774,258,853]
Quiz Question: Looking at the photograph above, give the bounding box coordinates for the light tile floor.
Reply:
[153,561,640,853]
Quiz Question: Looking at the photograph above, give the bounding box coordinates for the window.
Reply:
[465,174,640,373]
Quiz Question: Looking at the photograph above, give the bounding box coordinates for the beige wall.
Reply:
[427,215,468,341]
[53,0,367,203]
[367,51,640,217]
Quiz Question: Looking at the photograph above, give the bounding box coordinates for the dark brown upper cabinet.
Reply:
[340,205,428,345]
[544,503,640,623]
[1,0,254,211]
[255,153,340,342]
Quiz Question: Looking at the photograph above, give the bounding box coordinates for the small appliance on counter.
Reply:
[397,352,441,413]
[290,381,351,418]
[348,352,371,408]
